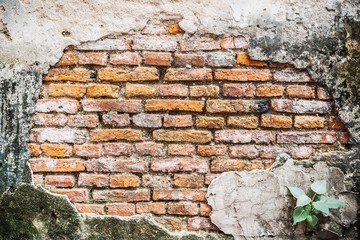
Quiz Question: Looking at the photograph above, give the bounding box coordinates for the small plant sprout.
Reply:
[287,180,347,228]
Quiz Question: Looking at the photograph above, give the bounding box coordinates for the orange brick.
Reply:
[75,204,104,214]
[51,188,88,203]
[227,116,259,129]
[261,114,292,129]
[86,159,147,173]
[110,52,140,65]
[168,144,195,156]
[110,174,140,188]
[168,203,198,216]
[204,174,220,185]
[189,85,219,98]
[236,52,268,67]
[78,173,108,187]
[220,37,235,49]
[158,84,188,97]
[200,203,212,217]
[135,142,165,156]
[45,175,75,187]
[106,203,135,216]
[277,132,337,144]
[73,144,102,158]
[163,115,193,128]
[196,116,224,129]
[32,113,67,127]
[153,189,206,201]
[211,159,263,172]
[173,54,205,67]
[223,83,255,97]
[164,68,212,81]
[28,143,41,157]
[98,67,158,82]
[256,84,284,97]
[214,69,272,81]
[294,116,325,129]
[150,158,209,173]
[40,143,72,157]
[317,87,333,100]
[173,174,204,188]
[136,202,166,215]
[82,99,142,113]
[43,68,95,82]
[153,130,211,143]
[36,99,79,114]
[87,84,120,98]
[180,36,220,51]
[78,52,107,65]
[145,100,204,112]
[67,114,99,128]
[286,85,315,99]
[168,23,182,34]
[197,145,227,157]
[93,189,150,202]
[55,52,77,67]
[188,217,218,231]
[90,129,143,142]
[206,100,268,113]
[143,52,172,66]
[328,116,346,130]
[125,84,157,98]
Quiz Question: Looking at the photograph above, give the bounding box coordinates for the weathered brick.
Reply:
[78,52,107,65]
[78,173,108,187]
[206,100,269,113]
[328,116,346,130]
[36,99,79,114]
[90,129,143,142]
[317,87,333,100]
[168,203,198,216]
[261,114,292,129]
[173,53,205,67]
[189,85,219,98]
[132,36,177,51]
[125,84,157,98]
[220,36,248,49]
[340,132,351,144]
[274,69,311,82]
[214,69,272,81]
[135,142,165,156]
[48,84,87,99]
[188,217,218,231]
[93,189,150,202]
[236,52,267,67]
[55,52,77,67]
[32,113,67,127]
[211,159,263,172]
[67,114,99,128]
[180,36,220,51]
[168,144,195,156]
[197,145,227,157]
[40,143,72,157]
[150,158,209,173]
[277,132,337,144]
[102,113,130,127]
[204,174,220,185]
[136,202,166,215]
[29,158,85,172]
[286,85,315,99]
[258,146,287,159]
[110,52,140,65]
[143,52,172,66]
[164,68,212,81]
[153,130,211,143]
[28,143,41,157]
[110,174,140,188]
[75,204,104,214]
[30,128,87,144]
[73,144,102,158]
[271,99,332,114]
[223,83,255,97]
[269,62,294,68]
[98,67,159,82]
[227,116,259,129]
[103,143,132,156]
[76,38,131,51]
[229,145,259,159]
[173,174,204,188]
[86,159,147,173]
[256,84,284,97]
[106,203,135,216]
[142,175,172,188]
[168,23,183,35]
[206,52,235,67]
[51,188,88,203]
[163,115,193,128]
[87,84,120,98]
[145,100,204,112]
[291,146,315,159]
[133,114,162,128]
[82,99,142,113]
[158,84,188,97]
[154,217,183,231]
[200,203,212,217]
[43,68,95,82]
[215,130,275,144]
[196,116,224,129]
[294,116,325,129]
[153,189,206,201]
[32,174,44,185]
[45,175,75,188]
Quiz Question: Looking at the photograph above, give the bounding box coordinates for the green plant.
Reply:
[287,180,347,228]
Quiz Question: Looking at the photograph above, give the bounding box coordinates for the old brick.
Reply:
[258,146,287,159]
[98,67,159,82]
[173,53,205,67]
[86,159,147,173]
[106,203,135,216]
[256,84,284,97]
[51,188,88,203]
[87,84,120,98]
[180,36,220,51]
[168,203,198,216]
[294,116,325,129]
[221,36,248,50]
[133,114,162,128]
[211,159,263,172]
[125,84,157,98]
[36,99,79,114]
[48,84,87,99]
[28,143,41,157]
[30,128,87,144]
[153,189,206,201]
[132,36,177,51]
[103,143,132,156]
[75,204,104,214]
[90,129,143,142]
[214,69,271,81]
[215,130,275,144]
[189,85,219,98]
[206,100,268,113]
[110,52,140,65]
[45,175,75,187]
[32,174,44,185]
[168,23,182,34]
[82,99,142,113]
[78,173,108,187]
[40,143,72,157]
[55,52,77,67]
[220,36,235,49]
[291,146,315,159]
[163,115,193,128]
[274,69,311,82]
[227,116,259,129]
[317,87,333,100]
[197,145,227,157]
[32,113,67,127]
[234,36,248,49]
[328,116,346,130]
[173,174,204,188]
[145,100,204,112]
[164,68,212,81]
[78,52,107,65]
[110,174,140,188]
[200,204,212,217]
[67,114,99,128]
[153,130,211,143]
[223,83,255,97]
[135,142,165,156]
[142,175,172,188]
[154,217,183,231]
[261,114,292,129]
[150,158,209,173]
[168,144,195,156]
[188,217,217,231]
[340,132,351,144]
[204,174,220,185]
[286,85,315,99]
[93,189,150,202]
[206,52,235,67]
[43,68,95,82]
[229,145,259,159]
[76,38,130,51]
[136,202,166,215]
[102,113,130,127]
[196,116,224,129]
[236,52,267,67]
[271,99,332,114]
[143,52,172,66]
[158,84,188,97]
[73,144,102,158]
[277,132,337,144]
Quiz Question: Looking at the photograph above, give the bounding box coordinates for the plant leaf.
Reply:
[288,186,306,198]
[306,215,318,228]
[296,194,311,207]
[293,207,310,225]
[318,196,347,209]
[311,180,327,195]
[313,201,329,215]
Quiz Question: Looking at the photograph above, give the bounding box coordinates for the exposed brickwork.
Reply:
[29,33,350,233]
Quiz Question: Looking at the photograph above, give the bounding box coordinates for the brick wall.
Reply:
[28,27,350,232]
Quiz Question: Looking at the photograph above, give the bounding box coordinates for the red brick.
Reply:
[188,217,218,231]
[317,87,333,100]
[32,113,67,127]
[93,189,150,202]
[229,145,259,159]
[40,143,72,157]
[277,132,337,144]
[294,116,325,129]
[328,116,346,130]
[164,68,212,81]
[73,144,102,158]
[76,38,131,51]
[132,36,177,51]
[168,203,198,216]
[103,143,132,156]
[133,114,162,128]
[102,113,130,127]
[67,114,99,128]
[197,145,227,157]
[150,158,209,173]
[106,203,135,216]
[55,52,77,67]
[30,128,87,144]
[200,203,212,217]
[180,36,220,52]
[85,159,147,173]
[43,68,95,82]
[75,204,104,214]
[340,132,351,144]
[153,189,206,201]
[143,52,172,66]
[173,174,204,188]
[261,114,292,129]
[206,52,235,67]
[256,84,284,97]
[36,99,79,114]
[136,202,166,215]
[90,129,143,142]
[286,85,315,99]
[98,67,159,82]
[158,84,188,97]
[82,99,142,113]
[291,146,315,159]
[29,158,85,172]
[215,130,274,144]
[258,146,287,159]
[125,84,157,98]
[204,174,220,185]
[223,83,255,97]
[45,175,75,187]
[189,85,219,98]
[78,173,108,187]
[145,100,204,112]
[173,53,205,67]
[78,52,107,65]
[153,130,211,143]
[271,99,332,114]
[236,52,267,67]
[168,144,195,156]
[163,115,193,128]
[214,69,272,81]
[110,52,140,65]
[135,142,165,156]
[227,116,259,129]
[110,174,140,188]
[273,69,311,82]
[206,99,268,113]
[28,143,41,157]
[211,159,263,172]
[87,84,120,98]
[48,84,87,99]
[51,188,88,203]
